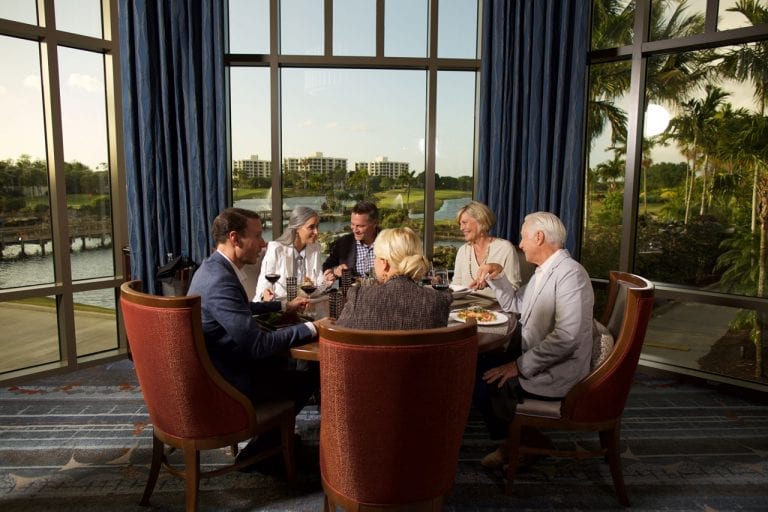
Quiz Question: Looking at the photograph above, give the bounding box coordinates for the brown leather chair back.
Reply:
[120,280,255,440]
[563,272,655,424]
[318,320,478,509]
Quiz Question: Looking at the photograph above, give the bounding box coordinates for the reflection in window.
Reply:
[280,68,426,247]
[645,300,767,386]
[0,36,53,288]
[0,1,37,25]
[581,60,631,279]
[590,0,634,50]
[333,0,375,56]
[281,0,323,55]
[230,67,273,240]
[433,71,476,269]
[649,0,705,42]
[54,0,102,38]
[718,0,768,32]
[228,0,269,53]
[437,0,479,58]
[0,297,59,374]
[637,49,763,295]
[59,47,113,280]
[384,0,427,57]
[74,289,117,357]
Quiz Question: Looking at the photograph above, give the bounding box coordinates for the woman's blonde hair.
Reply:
[374,227,429,280]
[456,200,495,235]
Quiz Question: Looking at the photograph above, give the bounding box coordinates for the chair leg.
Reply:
[600,426,629,507]
[505,420,523,495]
[183,447,201,512]
[281,418,297,485]
[323,494,331,512]
[140,434,164,506]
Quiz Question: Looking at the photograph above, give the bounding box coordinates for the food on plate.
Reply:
[455,306,497,323]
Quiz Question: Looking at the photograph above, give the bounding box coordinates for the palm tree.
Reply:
[396,170,417,211]
[719,0,768,116]
[665,85,730,222]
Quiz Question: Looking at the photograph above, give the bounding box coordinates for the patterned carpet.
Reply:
[1,359,767,511]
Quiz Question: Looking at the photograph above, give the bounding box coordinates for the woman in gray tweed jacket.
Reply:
[336,227,452,330]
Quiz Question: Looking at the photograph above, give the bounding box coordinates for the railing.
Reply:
[0,218,113,258]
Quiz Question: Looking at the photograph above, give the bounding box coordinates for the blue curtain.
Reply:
[120,0,227,293]
[477,0,589,255]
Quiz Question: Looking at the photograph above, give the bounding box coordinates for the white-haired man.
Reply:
[471,211,594,469]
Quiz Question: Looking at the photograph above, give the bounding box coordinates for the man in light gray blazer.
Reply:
[470,211,594,469]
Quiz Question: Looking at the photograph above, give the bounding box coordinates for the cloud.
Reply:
[23,75,41,91]
[0,85,6,95]
[325,121,339,129]
[68,73,101,93]
[350,123,372,132]
[299,119,314,128]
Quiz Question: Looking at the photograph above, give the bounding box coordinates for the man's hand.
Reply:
[261,288,275,302]
[482,361,519,388]
[285,296,309,314]
[470,262,504,290]
[323,268,337,283]
[333,263,349,278]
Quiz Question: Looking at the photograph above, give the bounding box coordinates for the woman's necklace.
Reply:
[468,237,493,279]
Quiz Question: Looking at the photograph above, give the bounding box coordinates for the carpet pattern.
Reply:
[1,359,767,511]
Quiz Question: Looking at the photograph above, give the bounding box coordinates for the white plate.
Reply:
[450,309,508,326]
[449,284,472,299]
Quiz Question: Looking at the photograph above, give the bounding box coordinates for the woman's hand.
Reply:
[482,361,519,388]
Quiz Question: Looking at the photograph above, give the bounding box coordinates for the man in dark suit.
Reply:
[187,207,320,409]
[322,200,381,279]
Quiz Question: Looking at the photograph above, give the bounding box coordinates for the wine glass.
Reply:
[265,272,280,299]
[300,268,319,297]
[420,263,434,287]
[432,269,450,292]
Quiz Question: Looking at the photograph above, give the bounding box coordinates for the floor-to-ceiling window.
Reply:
[226,0,480,274]
[0,0,128,381]
[583,0,768,390]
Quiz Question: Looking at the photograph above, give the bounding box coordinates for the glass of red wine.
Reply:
[265,272,280,299]
[432,270,450,292]
[300,268,320,297]
[420,264,434,287]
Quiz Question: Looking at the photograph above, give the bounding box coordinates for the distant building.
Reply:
[283,152,347,175]
[356,156,409,179]
[233,154,272,179]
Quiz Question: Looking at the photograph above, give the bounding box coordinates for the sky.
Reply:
[0,0,108,171]
[0,0,479,177]
[1,1,761,176]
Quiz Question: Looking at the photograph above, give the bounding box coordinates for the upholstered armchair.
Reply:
[505,271,655,506]
[119,280,296,512]
[318,320,478,511]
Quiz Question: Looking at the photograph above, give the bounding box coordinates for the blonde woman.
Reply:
[452,201,520,298]
[336,228,452,330]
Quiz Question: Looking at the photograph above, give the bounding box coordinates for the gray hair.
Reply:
[276,206,319,245]
[523,212,566,248]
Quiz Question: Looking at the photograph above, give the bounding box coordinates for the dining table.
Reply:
[287,289,518,362]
